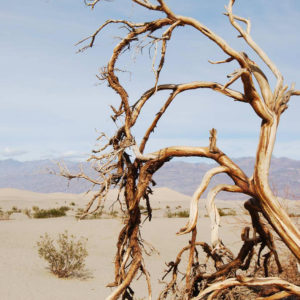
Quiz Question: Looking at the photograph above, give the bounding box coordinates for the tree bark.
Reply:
[254,117,300,260]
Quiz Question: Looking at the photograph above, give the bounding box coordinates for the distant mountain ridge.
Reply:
[0,157,300,199]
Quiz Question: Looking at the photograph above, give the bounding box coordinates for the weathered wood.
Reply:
[60,0,300,299]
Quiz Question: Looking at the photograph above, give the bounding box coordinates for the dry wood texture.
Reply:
[60,1,300,299]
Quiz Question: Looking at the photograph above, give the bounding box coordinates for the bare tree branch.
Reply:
[208,56,234,65]
[193,276,300,300]
[225,0,283,100]
[71,1,300,298]
[132,0,161,11]
[177,166,229,235]
[206,184,243,247]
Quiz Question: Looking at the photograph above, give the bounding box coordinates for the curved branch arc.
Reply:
[177,166,229,235]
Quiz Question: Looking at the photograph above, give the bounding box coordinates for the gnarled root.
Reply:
[106,212,151,300]
[244,198,282,275]
[158,201,294,300]
[193,276,300,300]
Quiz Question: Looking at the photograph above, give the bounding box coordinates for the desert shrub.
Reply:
[0,207,10,220]
[6,206,22,215]
[89,210,103,219]
[75,206,106,219]
[11,206,21,213]
[218,208,237,216]
[33,206,70,218]
[75,207,85,219]
[59,206,70,212]
[176,210,189,218]
[37,231,88,278]
[109,210,118,218]
[32,206,40,212]
[70,202,76,206]
[165,209,189,218]
[22,208,32,218]
[204,208,237,218]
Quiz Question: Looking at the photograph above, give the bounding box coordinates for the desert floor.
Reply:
[0,188,299,300]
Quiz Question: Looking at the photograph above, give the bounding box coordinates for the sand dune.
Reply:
[0,187,189,210]
[0,217,245,299]
[0,188,299,299]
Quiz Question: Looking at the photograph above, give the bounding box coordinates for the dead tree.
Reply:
[61,0,300,299]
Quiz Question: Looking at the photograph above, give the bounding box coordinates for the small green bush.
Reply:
[75,206,106,219]
[176,210,189,218]
[165,209,189,218]
[37,231,88,278]
[6,206,22,215]
[32,206,40,212]
[218,208,236,217]
[90,210,103,219]
[11,206,21,213]
[109,210,118,218]
[33,206,70,219]
[0,207,10,220]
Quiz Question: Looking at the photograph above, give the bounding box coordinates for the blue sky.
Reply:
[1,0,300,161]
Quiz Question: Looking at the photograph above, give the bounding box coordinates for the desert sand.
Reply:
[0,188,299,299]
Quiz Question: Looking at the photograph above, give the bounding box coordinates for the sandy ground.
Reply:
[0,188,299,299]
[0,187,248,216]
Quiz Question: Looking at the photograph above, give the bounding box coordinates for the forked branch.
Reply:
[73,0,300,299]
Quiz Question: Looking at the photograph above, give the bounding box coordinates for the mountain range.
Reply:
[0,157,300,199]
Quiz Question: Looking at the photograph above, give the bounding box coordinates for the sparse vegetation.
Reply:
[218,208,237,217]
[75,207,85,218]
[75,206,118,219]
[4,206,22,216]
[0,207,10,220]
[0,206,23,219]
[204,208,237,218]
[109,210,118,218]
[22,208,32,218]
[165,208,189,218]
[89,210,103,219]
[33,206,70,219]
[37,231,88,278]
[32,206,39,212]
[11,206,21,213]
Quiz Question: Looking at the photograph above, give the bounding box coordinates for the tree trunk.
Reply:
[254,117,300,260]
